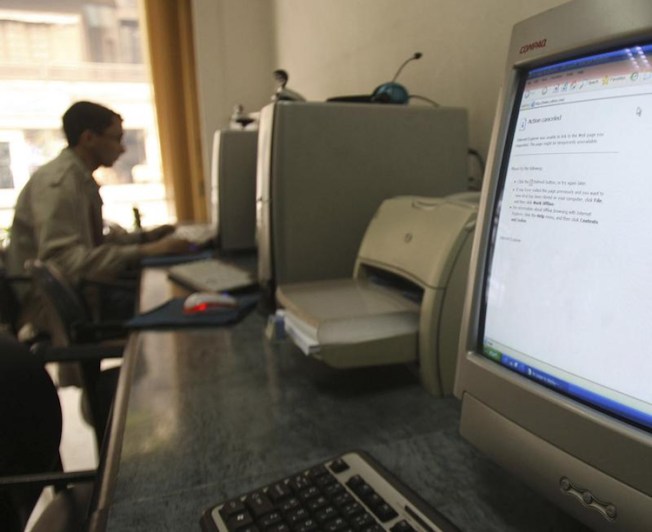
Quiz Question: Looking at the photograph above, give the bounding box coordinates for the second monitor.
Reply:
[210,129,258,252]
[256,101,470,298]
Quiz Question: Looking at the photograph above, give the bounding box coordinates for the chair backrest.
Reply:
[0,247,30,336]
[26,259,90,346]
[0,268,22,336]
[0,334,63,531]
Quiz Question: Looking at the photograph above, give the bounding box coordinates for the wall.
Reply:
[269,0,567,162]
[191,0,568,186]
[191,0,275,190]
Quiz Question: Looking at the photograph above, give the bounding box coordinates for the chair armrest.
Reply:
[0,469,96,491]
[4,273,32,284]
[31,342,124,363]
[72,321,128,344]
[81,278,138,292]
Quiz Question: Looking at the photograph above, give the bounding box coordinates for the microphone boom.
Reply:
[391,52,423,82]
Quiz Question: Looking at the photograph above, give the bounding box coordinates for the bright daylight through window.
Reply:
[0,0,170,247]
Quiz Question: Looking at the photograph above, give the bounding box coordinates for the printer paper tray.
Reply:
[277,278,420,367]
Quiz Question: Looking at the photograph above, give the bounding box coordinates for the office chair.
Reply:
[26,260,129,346]
[25,259,129,448]
[0,334,97,532]
[0,267,28,337]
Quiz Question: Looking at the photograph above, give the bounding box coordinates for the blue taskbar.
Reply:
[482,345,652,432]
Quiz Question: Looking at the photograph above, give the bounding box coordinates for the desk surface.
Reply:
[100,268,588,532]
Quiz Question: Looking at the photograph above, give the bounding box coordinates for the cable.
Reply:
[391,52,422,82]
[408,94,440,107]
[467,148,486,190]
[467,148,485,174]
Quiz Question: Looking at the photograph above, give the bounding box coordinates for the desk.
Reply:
[97,268,588,531]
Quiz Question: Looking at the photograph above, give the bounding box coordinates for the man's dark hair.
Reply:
[62,101,122,147]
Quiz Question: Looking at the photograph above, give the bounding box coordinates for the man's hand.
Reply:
[143,224,176,242]
[139,236,193,257]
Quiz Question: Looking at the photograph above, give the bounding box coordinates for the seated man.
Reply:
[6,100,193,334]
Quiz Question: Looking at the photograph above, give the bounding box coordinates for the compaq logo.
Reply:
[519,38,547,54]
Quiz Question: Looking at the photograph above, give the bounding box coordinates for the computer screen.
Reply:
[210,129,258,251]
[486,43,652,432]
[455,1,652,530]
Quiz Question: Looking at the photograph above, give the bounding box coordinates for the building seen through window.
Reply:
[0,0,169,245]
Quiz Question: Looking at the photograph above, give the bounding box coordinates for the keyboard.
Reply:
[168,258,256,293]
[200,451,459,532]
[173,223,217,245]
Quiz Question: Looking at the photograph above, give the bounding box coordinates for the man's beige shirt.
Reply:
[6,148,141,325]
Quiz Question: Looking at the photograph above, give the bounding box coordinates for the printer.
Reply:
[276,193,478,395]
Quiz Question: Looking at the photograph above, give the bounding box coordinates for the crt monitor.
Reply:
[210,129,257,251]
[455,1,652,530]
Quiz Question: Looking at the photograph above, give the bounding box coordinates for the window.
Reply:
[0,142,13,189]
[0,0,170,245]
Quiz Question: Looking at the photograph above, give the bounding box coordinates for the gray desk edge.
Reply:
[89,333,141,532]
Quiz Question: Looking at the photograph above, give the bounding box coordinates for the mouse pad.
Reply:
[140,249,214,268]
[126,292,260,329]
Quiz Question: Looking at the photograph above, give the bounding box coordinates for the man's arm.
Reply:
[32,175,191,283]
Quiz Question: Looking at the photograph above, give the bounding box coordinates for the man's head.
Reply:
[62,101,125,170]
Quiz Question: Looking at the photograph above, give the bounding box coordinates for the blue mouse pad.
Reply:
[140,249,213,268]
[127,292,260,329]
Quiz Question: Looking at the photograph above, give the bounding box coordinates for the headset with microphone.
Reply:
[273,52,427,105]
[371,52,423,104]
[326,52,426,104]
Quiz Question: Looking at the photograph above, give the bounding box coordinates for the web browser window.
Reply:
[483,44,652,430]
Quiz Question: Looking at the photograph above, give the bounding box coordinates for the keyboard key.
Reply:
[329,458,349,473]
[268,524,292,532]
[226,510,255,531]
[288,474,312,492]
[314,505,339,523]
[244,492,274,517]
[332,492,355,508]
[258,511,283,529]
[220,499,248,520]
[314,472,338,489]
[295,518,319,532]
[370,503,398,523]
[297,486,321,501]
[361,525,384,532]
[322,482,345,498]
[346,475,364,490]
[232,526,260,532]
[286,507,310,525]
[340,501,365,519]
[390,520,417,532]
[361,492,384,507]
[279,497,301,514]
[307,496,330,512]
[349,480,374,498]
[324,517,349,531]
[351,512,376,529]
[307,465,330,478]
[268,482,293,503]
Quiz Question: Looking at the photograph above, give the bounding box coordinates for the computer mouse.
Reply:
[183,292,238,314]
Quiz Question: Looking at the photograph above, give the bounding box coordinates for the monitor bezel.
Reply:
[455,2,652,528]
